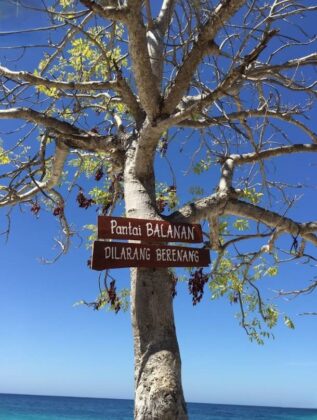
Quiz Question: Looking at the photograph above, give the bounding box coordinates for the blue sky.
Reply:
[0,0,317,409]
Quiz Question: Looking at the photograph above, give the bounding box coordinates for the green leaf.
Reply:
[284,316,295,329]
[60,0,72,7]
[83,224,97,249]
[265,266,278,277]
[193,158,211,174]
[265,306,279,328]
[241,188,263,204]
[233,219,249,231]
[0,149,10,165]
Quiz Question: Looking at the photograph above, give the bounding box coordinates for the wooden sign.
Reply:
[98,216,203,243]
[92,241,210,270]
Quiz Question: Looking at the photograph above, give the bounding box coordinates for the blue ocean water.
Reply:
[0,394,316,420]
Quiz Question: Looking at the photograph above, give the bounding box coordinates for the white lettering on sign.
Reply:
[110,219,142,237]
[105,245,200,263]
[156,248,199,263]
[92,240,210,270]
[105,245,151,261]
[146,222,195,241]
[98,216,203,244]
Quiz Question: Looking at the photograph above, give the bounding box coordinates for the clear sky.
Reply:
[0,0,317,410]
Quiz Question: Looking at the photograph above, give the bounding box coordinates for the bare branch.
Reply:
[168,192,226,224]
[162,0,247,115]
[39,12,93,76]
[218,158,235,193]
[170,188,317,248]
[177,111,317,143]
[0,108,122,153]
[0,108,81,135]
[277,280,317,299]
[79,0,128,21]
[0,65,118,91]
[156,0,175,34]
[0,24,67,36]
[251,53,317,75]
[126,7,161,119]
[225,199,317,246]
[232,144,317,165]
[39,189,73,264]
[300,312,317,316]
[144,0,154,29]
[0,142,68,207]
[158,64,248,128]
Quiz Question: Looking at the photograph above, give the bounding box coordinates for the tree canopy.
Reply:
[1,1,317,418]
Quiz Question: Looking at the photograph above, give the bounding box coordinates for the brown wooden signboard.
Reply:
[92,241,210,270]
[97,216,203,243]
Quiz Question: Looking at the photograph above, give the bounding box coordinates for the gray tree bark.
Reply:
[124,142,188,419]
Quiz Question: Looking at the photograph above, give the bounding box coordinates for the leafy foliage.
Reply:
[0,143,10,165]
[0,0,316,349]
[233,219,249,231]
[156,183,178,212]
[241,188,264,205]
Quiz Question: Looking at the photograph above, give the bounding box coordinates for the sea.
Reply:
[0,394,316,420]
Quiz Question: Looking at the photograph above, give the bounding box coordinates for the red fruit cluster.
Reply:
[53,206,63,217]
[168,185,176,193]
[95,167,104,181]
[102,201,112,215]
[156,194,167,213]
[188,268,209,305]
[108,280,121,313]
[99,174,124,214]
[30,203,40,215]
[101,182,114,214]
[76,191,95,209]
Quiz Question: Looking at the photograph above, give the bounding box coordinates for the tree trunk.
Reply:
[124,149,188,420]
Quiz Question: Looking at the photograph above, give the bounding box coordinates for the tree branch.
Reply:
[38,12,93,76]
[225,199,317,246]
[0,23,67,36]
[156,0,175,34]
[54,18,144,124]
[126,7,161,119]
[79,0,128,21]
[232,144,317,165]
[177,111,317,144]
[168,192,226,224]
[0,142,68,207]
[158,64,248,129]
[0,65,118,91]
[252,53,317,75]
[170,191,317,247]
[162,30,314,129]
[0,108,121,153]
[162,0,246,115]
[277,280,317,298]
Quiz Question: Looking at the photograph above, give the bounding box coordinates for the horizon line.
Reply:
[0,392,316,411]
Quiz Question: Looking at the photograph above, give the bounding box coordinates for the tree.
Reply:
[0,0,317,418]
